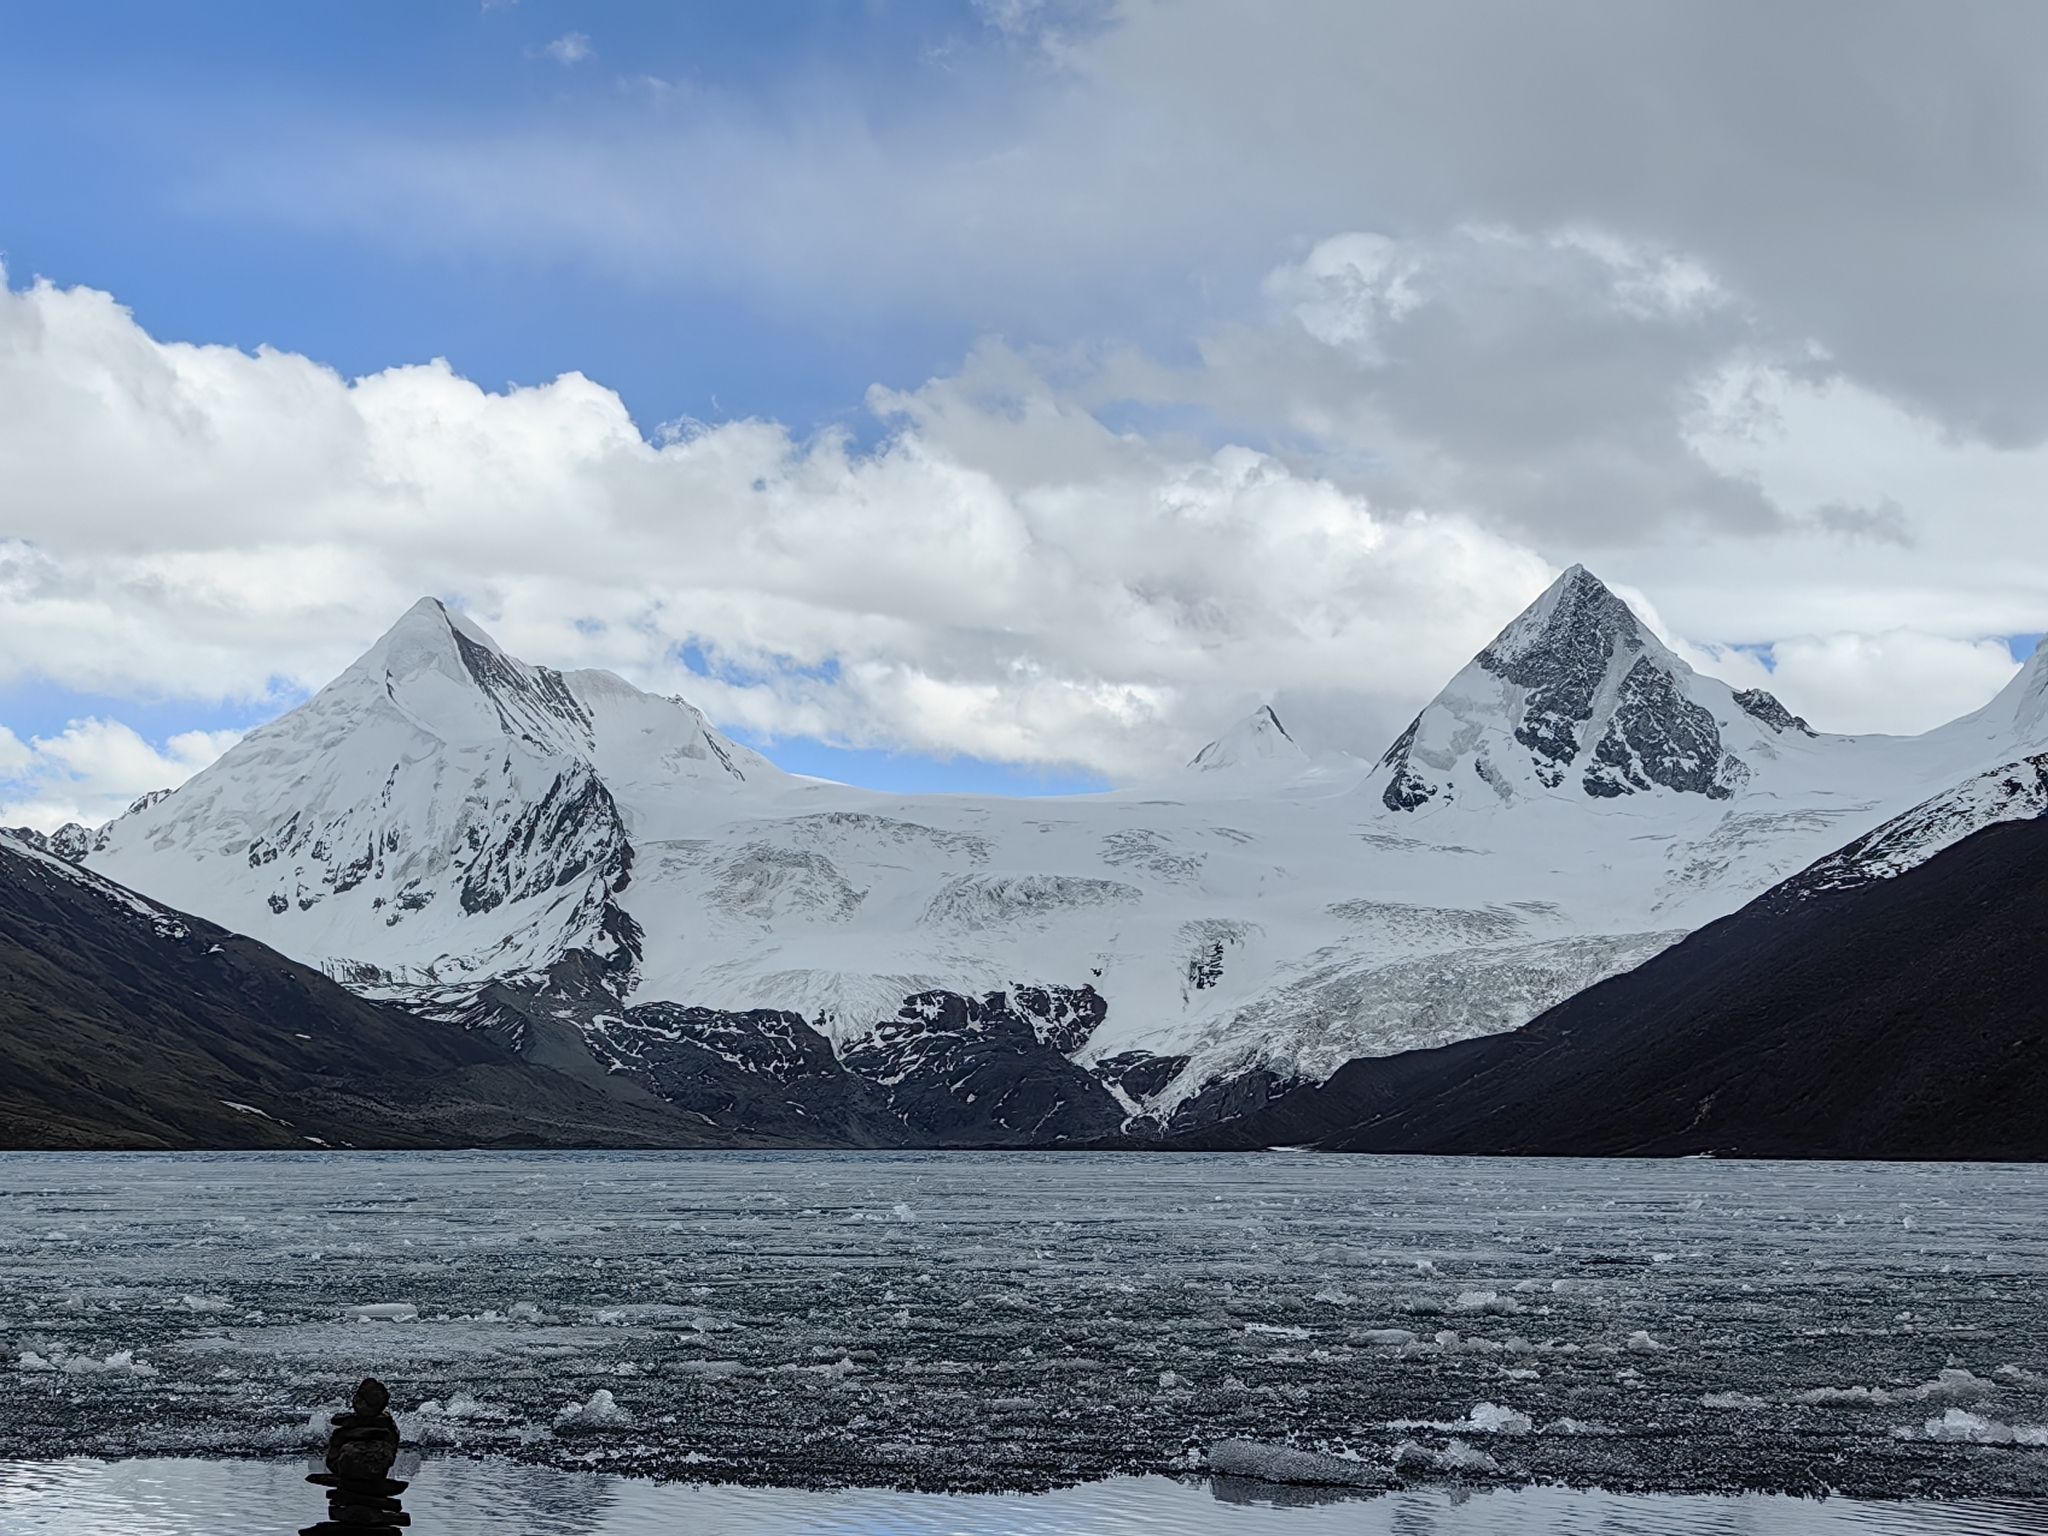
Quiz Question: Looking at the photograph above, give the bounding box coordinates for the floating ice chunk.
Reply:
[1540,1418,1609,1435]
[1245,1323,1311,1340]
[410,1391,511,1444]
[1702,1391,1767,1410]
[348,1303,418,1323]
[1314,1286,1355,1305]
[1454,1291,1522,1315]
[1360,1329,1417,1347]
[1625,1330,1667,1353]
[1796,1369,1996,1409]
[890,1203,918,1223]
[19,1346,156,1377]
[1463,1403,1533,1436]
[554,1388,631,1429]
[1208,1439,1380,1488]
[179,1294,230,1313]
[1393,1437,1501,1476]
[1996,1364,2046,1388]
[1916,1409,2048,1445]
[417,1391,505,1421]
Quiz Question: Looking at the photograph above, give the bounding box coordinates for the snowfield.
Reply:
[3,1151,2046,1500]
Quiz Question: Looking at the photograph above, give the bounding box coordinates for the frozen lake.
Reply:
[2,1151,2045,1511]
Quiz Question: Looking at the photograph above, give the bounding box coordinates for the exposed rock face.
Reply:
[1377,717,1439,812]
[1583,657,1743,800]
[1478,566,1644,781]
[3,823,92,862]
[455,961,1127,1146]
[1735,687,1817,737]
[1376,565,1750,810]
[842,986,1125,1144]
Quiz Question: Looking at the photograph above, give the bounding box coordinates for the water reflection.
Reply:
[0,1458,2044,1536]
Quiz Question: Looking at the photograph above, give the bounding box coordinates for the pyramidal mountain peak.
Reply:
[1373,564,1776,814]
[1186,702,1307,775]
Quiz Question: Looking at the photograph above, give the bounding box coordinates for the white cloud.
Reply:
[0,258,2039,784]
[0,269,1554,779]
[537,32,593,65]
[0,720,242,832]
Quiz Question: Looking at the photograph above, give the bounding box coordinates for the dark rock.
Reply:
[1582,656,1742,800]
[306,1379,412,1534]
[324,1379,400,1485]
[1376,715,1441,812]
[1092,1049,1188,1104]
[1735,686,1818,737]
[306,1474,408,1496]
[1479,565,1642,777]
[840,986,1125,1144]
[327,1491,402,1512]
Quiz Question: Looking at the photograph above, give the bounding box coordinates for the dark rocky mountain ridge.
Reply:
[0,832,757,1151]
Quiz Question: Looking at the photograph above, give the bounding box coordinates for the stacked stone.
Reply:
[300,1378,411,1534]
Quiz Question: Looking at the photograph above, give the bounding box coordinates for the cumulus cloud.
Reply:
[0,720,241,832]
[3,248,2044,787]
[6,231,2046,786]
[0,270,1557,781]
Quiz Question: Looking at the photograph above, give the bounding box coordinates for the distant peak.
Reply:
[1252,704,1292,739]
[1188,702,1306,773]
[1484,565,1650,672]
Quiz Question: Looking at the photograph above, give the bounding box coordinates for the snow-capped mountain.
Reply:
[1187,705,1308,776]
[76,571,2048,1143]
[91,598,777,993]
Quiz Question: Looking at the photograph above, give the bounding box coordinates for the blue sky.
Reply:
[5,3,2047,827]
[0,1,999,434]
[0,1,1117,797]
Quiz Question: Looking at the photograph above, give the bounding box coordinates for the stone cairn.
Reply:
[301,1377,411,1533]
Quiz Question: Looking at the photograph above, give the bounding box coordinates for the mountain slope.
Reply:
[67,574,2048,1142]
[1198,757,2048,1160]
[0,832,748,1150]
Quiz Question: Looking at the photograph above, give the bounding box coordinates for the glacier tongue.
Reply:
[75,578,2048,1138]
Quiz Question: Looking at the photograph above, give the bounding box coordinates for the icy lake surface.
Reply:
[2,1151,2045,1510]
[2,1457,2045,1535]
